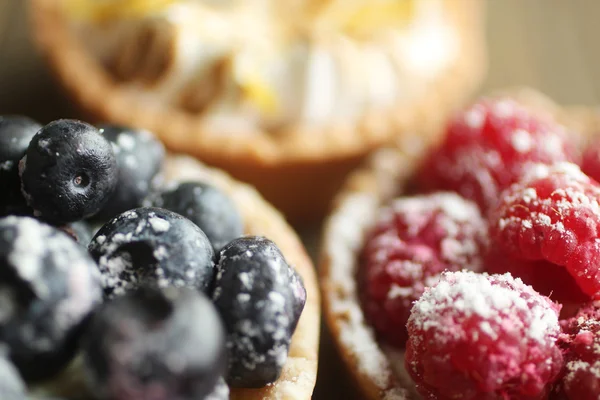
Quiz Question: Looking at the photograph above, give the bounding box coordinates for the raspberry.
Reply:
[359,192,487,348]
[405,271,563,400]
[484,249,590,315]
[555,302,600,400]
[417,98,576,212]
[581,137,600,183]
[490,162,600,298]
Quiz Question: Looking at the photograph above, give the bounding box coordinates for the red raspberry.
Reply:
[490,162,600,298]
[359,193,488,348]
[405,271,564,400]
[581,137,600,183]
[484,249,590,315]
[555,302,600,400]
[417,97,576,212]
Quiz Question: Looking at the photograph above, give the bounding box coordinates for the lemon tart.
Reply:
[30,0,486,223]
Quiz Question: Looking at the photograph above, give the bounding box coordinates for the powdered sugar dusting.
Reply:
[492,161,600,296]
[385,192,487,267]
[463,107,485,129]
[409,271,560,344]
[559,303,600,395]
[148,216,170,233]
[511,129,534,153]
[324,193,413,399]
[523,162,588,183]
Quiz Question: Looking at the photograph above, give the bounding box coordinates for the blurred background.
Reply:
[1,0,600,398]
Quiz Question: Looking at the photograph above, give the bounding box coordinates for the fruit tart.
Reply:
[0,116,319,399]
[320,88,600,399]
[29,0,486,222]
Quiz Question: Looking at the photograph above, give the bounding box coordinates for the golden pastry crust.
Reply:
[29,0,486,223]
[31,155,320,400]
[319,88,597,400]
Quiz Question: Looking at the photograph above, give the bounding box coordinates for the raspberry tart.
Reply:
[0,118,319,399]
[320,89,600,399]
[29,0,486,222]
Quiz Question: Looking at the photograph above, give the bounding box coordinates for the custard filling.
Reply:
[65,0,458,132]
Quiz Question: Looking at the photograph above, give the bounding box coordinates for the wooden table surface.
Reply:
[2,1,600,399]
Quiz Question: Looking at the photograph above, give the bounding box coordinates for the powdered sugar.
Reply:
[523,162,589,183]
[383,192,487,268]
[463,107,485,129]
[409,271,560,345]
[323,192,413,399]
[512,129,534,153]
[148,216,170,233]
[491,161,600,296]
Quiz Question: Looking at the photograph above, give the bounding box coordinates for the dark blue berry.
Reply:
[88,208,215,298]
[0,116,42,217]
[19,119,118,225]
[0,352,26,400]
[0,216,103,381]
[83,286,227,400]
[94,125,165,221]
[61,220,95,247]
[212,236,306,388]
[144,181,243,252]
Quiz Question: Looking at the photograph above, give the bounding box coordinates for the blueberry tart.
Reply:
[319,89,600,399]
[30,0,486,222]
[0,117,319,398]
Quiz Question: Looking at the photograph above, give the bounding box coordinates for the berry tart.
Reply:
[29,0,486,222]
[0,117,319,399]
[320,88,600,399]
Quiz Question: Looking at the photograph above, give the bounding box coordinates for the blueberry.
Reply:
[89,207,215,298]
[0,352,26,400]
[144,181,243,252]
[60,220,95,247]
[19,119,118,225]
[0,116,42,217]
[83,286,227,400]
[94,125,165,221]
[0,216,103,381]
[213,236,306,387]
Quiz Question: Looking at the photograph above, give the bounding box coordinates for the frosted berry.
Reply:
[417,98,576,212]
[19,119,118,224]
[0,116,41,217]
[359,193,487,347]
[89,208,215,298]
[490,162,600,298]
[555,302,600,400]
[60,220,95,247]
[144,181,243,252]
[213,237,306,387]
[0,352,26,400]
[83,286,226,400]
[405,271,563,400]
[0,216,103,381]
[94,125,165,221]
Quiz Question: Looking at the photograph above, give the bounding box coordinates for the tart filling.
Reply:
[64,0,458,133]
[0,117,319,399]
[321,90,600,399]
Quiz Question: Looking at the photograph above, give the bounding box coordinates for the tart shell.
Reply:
[31,155,320,400]
[319,88,600,399]
[29,0,486,224]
